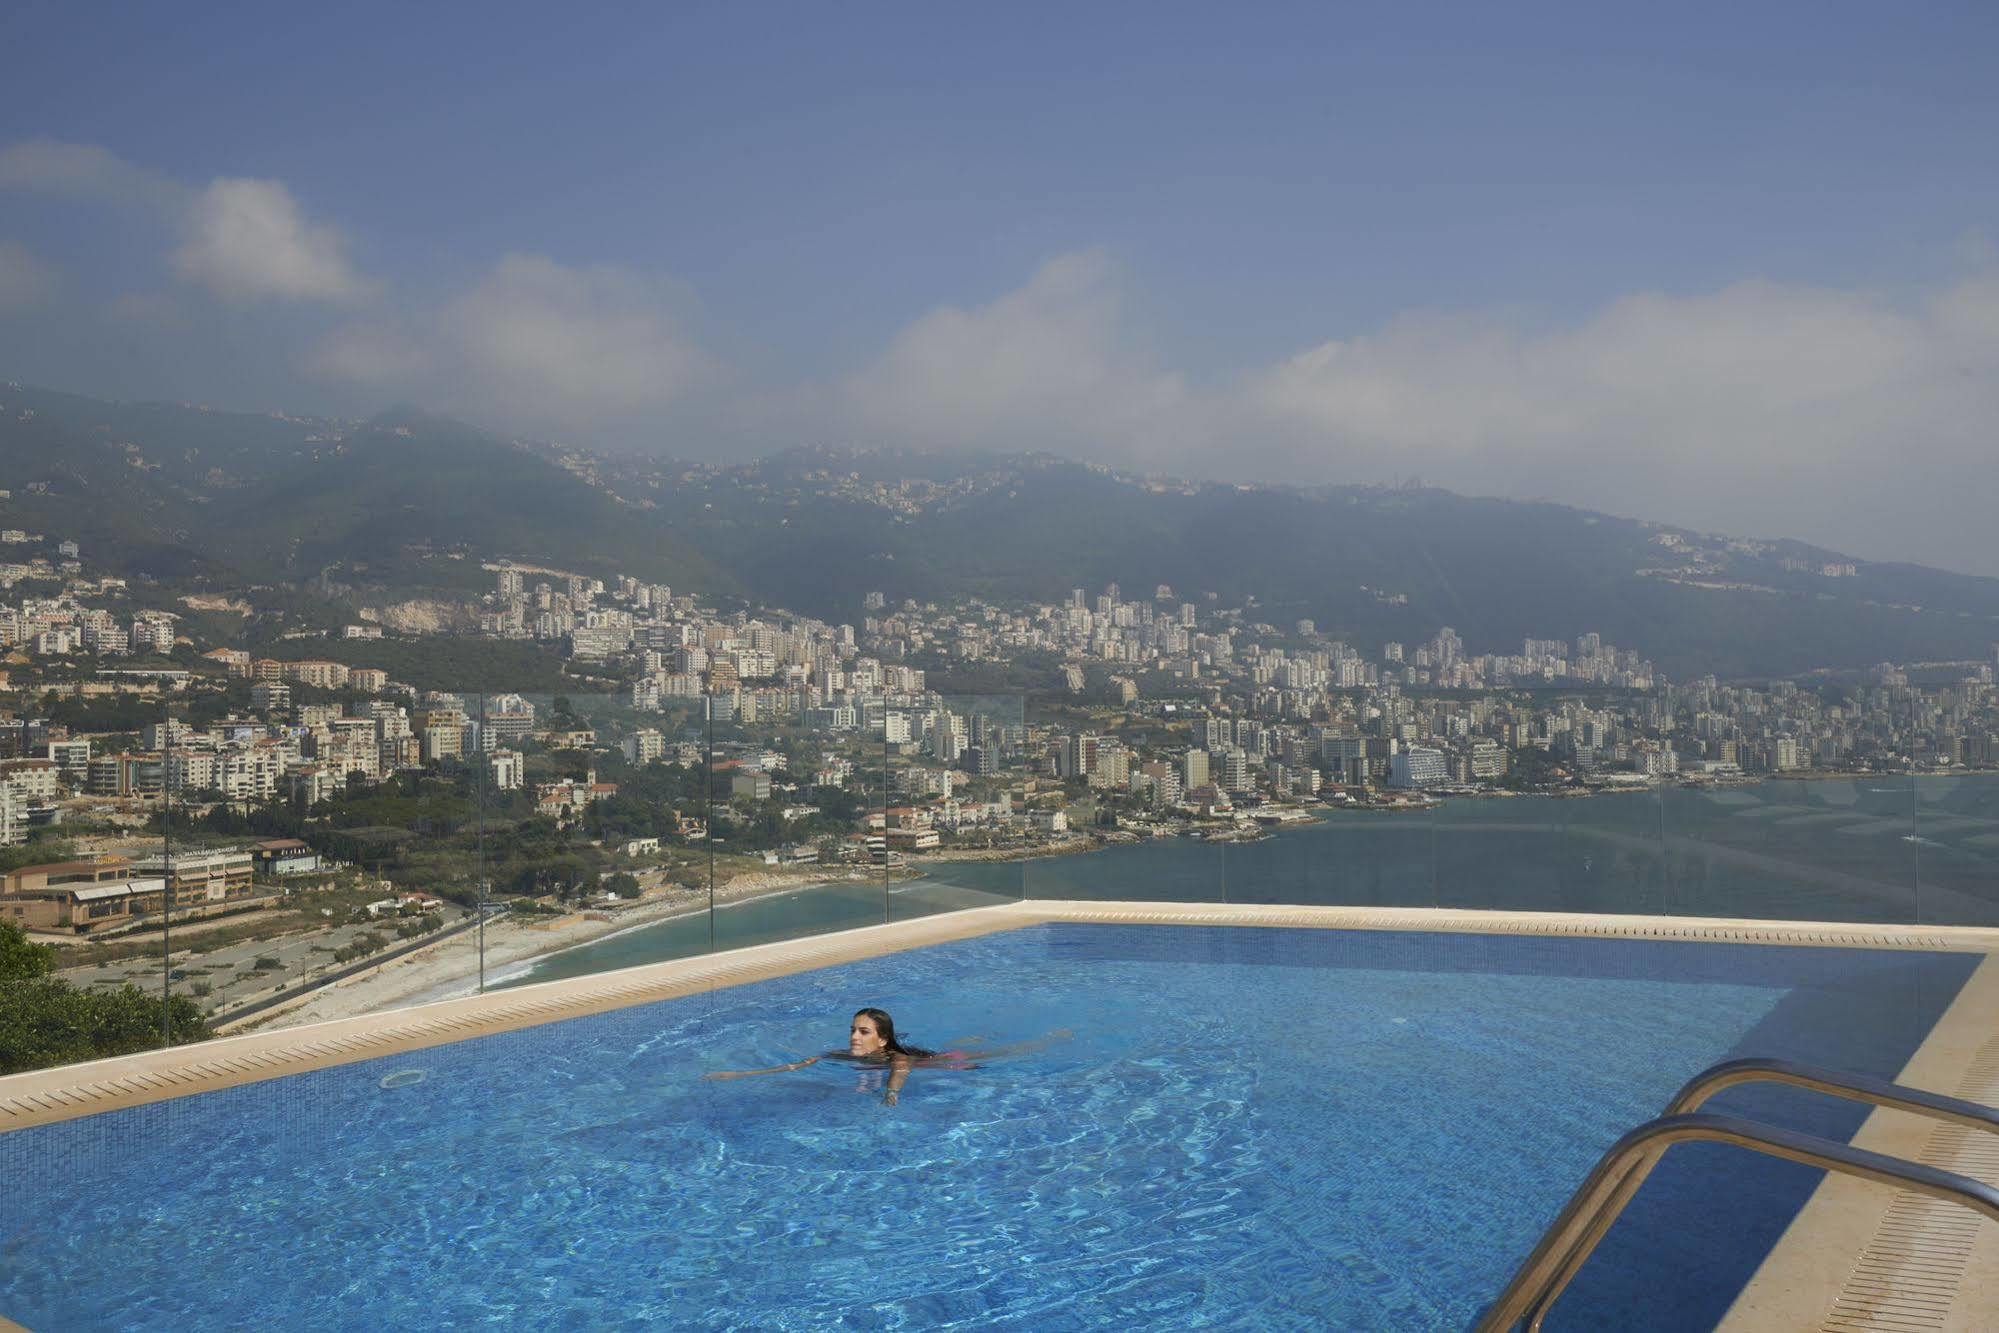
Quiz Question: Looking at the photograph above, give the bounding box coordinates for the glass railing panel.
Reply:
[885,693,1028,923]
[1662,775,1917,924]
[891,857,1023,919]
[105,710,484,1036]
[1021,830,1226,904]
[1914,772,1999,927]
[444,688,711,991]
[709,878,887,951]
[1289,801,1437,909]
[1011,686,1226,904]
[1567,784,1670,917]
[1426,769,1669,919]
[1434,788,1567,914]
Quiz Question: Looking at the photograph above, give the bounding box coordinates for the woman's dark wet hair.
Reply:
[855,1007,934,1059]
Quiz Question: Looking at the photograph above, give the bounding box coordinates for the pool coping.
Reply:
[5,900,1994,1136]
[1721,951,1999,1333]
[4,899,1997,1329]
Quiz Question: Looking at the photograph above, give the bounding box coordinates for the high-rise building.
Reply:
[1467,739,1508,780]
[623,729,666,765]
[1389,746,1448,789]
[930,714,965,764]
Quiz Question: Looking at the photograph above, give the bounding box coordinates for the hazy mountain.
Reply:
[0,383,728,597]
[3,382,1995,679]
[606,446,1999,678]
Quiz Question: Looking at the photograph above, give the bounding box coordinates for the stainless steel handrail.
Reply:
[1474,1111,1999,1333]
[1500,1056,1999,1326]
[1664,1056,1999,1132]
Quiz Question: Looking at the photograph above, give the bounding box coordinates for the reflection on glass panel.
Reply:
[888,694,1028,922]
[1016,687,1234,904]
[1914,774,1999,927]
[1567,786,1668,917]
[1280,805,1436,909]
[1435,791,1564,913]
[446,687,725,992]
[1023,832,1227,904]
[1663,776,1916,924]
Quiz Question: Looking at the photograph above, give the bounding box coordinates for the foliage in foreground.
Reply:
[0,921,210,1076]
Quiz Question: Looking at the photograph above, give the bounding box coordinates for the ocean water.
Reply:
[512,775,1999,989]
[1,925,1974,1330]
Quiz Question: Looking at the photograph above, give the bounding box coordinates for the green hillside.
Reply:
[0,385,727,598]
[5,383,1996,679]
[640,450,1999,678]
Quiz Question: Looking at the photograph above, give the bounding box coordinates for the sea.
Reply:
[507,773,1999,988]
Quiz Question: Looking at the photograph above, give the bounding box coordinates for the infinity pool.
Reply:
[0,925,1976,1329]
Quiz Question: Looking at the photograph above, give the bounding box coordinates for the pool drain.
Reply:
[378,1069,429,1090]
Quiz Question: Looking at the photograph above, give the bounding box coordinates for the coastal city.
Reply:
[3,514,1998,1043]
[8,11,1999,1327]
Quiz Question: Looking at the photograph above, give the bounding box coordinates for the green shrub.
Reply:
[0,921,210,1075]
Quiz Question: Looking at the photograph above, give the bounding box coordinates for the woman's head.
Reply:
[849,1007,931,1059]
[849,1008,898,1057]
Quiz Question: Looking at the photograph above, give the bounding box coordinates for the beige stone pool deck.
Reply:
[4,899,1998,1330]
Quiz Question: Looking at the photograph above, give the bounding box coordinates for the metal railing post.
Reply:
[1478,1057,1999,1331]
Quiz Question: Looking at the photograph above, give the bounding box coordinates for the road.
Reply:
[58,914,465,1015]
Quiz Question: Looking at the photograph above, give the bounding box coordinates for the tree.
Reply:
[0,919,54,980]
[0,837,78,877]
[0,920,211,1076]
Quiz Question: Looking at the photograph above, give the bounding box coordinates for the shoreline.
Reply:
[231,771,1994,1034]
[235,840,1120,1033]
[231,870,866,1033]
[911,836,1097,864]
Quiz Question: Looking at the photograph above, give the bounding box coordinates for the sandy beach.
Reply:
[226,840,1110,1035]
[228,869,864,1033]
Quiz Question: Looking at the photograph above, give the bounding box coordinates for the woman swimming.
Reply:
[703,1008,959,1105]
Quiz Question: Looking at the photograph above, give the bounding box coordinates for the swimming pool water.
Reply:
[0,926,1976,1330]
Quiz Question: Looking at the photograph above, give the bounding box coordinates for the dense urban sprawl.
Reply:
[1,529,1996,1031]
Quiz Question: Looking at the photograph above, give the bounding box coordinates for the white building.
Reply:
[1389,746,1449,789]
[623,729,666,765]
[489,749,524,791]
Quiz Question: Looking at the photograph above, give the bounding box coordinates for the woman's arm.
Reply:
[883,1055,912,1104]
[703,1056,820,1081]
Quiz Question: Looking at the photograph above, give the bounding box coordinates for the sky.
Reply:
[2,1,1996,573]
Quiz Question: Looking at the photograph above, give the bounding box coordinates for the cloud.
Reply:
[0,139,184,209]
[310,320,428,385]
[839,251,1200,456]
[311,253,717,430]
[830,255,1999,572]
[1247,281,1935,460]
[3,137,1993,572]
[0,142,369,305]
[0,241,59,310]
[171,178,370,304]
[1235,274,1999,541]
